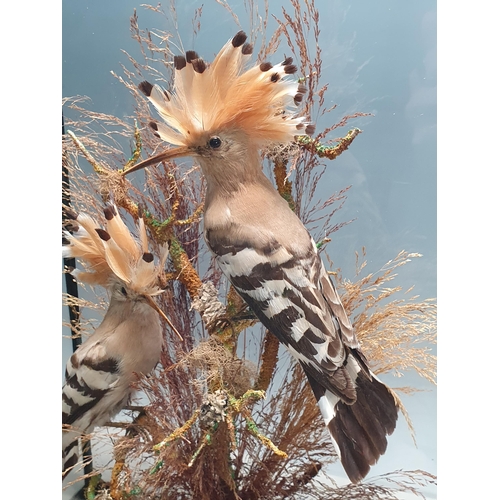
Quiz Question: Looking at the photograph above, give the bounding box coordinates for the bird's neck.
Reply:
[201,152,288,234]
[200,148,265,200]
[100,297,152,331]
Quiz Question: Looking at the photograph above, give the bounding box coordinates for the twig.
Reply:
[296,128,362,160]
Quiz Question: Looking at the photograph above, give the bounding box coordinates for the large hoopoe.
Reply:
[125,31,398,483]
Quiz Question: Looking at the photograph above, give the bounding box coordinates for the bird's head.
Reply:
[125,31,314,178]
[63,204,172,323]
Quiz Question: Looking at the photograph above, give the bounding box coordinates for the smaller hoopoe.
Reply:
[125,31,399,483]
[62,204,171,479]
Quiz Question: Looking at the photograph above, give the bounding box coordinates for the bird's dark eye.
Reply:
[120,286,127,296]
[208,136,222,149]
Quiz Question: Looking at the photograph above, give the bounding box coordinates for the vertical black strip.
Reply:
[62,114,82,354]
[62,113,94,486]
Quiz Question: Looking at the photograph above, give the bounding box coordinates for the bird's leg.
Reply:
[211,287,256,351]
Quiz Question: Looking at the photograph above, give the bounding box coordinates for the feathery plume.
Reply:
[134,30,309,158]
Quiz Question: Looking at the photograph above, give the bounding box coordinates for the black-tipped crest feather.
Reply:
[137,31,312,147]
[232,30,247,47]
[138,81,153,97]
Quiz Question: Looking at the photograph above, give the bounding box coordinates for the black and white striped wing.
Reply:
[62,341,122,478]
[208,233,357,398]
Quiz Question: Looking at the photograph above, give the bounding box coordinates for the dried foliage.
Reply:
[340,249,437,386]
[62,1,436,498]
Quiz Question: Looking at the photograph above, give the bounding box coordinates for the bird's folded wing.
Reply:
[208,229,363,403]
[63,341,120,427]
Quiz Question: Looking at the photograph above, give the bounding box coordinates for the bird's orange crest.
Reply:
[139,31,312,148]
[63,204,168,295]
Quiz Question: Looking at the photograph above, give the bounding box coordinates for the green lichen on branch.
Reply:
[122,120,143,172]
[84,474,102,500]
[296,128,362,160]
[272,151,295,211]
[167,236,204,298]
[153,409,201,453]
[228,390,265,412]
[151,389,285,476]
[245,417,288,458]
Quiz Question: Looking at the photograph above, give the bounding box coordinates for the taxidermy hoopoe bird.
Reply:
[126,31,398,483]
[62,204,172,479]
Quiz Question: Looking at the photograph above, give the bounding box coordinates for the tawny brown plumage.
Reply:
[127,31,398,483]
[62,204,172,480]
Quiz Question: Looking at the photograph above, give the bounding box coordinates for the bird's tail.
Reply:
[305,362,398,484]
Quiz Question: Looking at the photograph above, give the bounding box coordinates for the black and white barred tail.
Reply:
[305,360,398,483]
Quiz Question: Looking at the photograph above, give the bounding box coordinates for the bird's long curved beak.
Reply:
[145,295,184,342]
[124,146,192,175]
